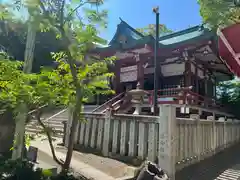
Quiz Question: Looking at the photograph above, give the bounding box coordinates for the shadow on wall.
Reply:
[0,110,15,156]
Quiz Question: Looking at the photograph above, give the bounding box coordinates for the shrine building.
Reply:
[90,19,240,116]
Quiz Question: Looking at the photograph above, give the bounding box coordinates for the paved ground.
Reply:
[32,137,136,180]
[32,135,240,180]
[176,144,240,180]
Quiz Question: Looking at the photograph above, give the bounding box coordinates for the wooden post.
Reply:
[195,61,199,93]
[183,51,191,87]
[136,54,144,89]
[114,61,121,93]
[158,105,176,180]
[102,109,111,156]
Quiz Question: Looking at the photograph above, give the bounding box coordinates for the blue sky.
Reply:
[1,0,203,41]
[101,0,203,41]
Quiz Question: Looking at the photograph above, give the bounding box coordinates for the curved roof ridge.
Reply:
[108,18,145,45]
[158,25,209,41]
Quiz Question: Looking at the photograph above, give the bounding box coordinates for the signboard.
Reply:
[120,65,137,72]
[120,70,137,82]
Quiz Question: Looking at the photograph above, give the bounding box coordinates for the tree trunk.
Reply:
[11,104,28,160]
[12,22,36,160]
[36,109,64,167]
[60,33,83,172]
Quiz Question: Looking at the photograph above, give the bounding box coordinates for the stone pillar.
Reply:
[219,117,226,150]
[158,105,176,180]
[227,118,233,145]
[102,109,111,156]
[190,114,200,161]
[207,116,216,155]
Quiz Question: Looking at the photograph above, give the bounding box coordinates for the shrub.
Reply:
[0,158,85,180]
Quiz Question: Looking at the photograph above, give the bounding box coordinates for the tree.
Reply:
[0,54,36,158]
[8,0,114,172]
[0,17,65,72]
[0,49,114,172]
[217,80,240,118]
[136,24,173,37]
[198,0,240,29]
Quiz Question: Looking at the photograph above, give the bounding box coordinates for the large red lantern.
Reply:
[218,23,240,77]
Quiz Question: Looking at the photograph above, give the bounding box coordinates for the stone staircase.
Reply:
[25,105,99,138]
[26,109,68,138]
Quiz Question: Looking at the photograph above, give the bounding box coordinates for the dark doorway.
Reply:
[144,75,154,90]
[198,79,205,96]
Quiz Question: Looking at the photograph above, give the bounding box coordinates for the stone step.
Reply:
[27,123,64,130]
[28,120,65,126]
[25,128,63,138]
[26,124,63,132]
[47,117,68,122]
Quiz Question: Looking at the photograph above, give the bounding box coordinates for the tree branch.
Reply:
[38,0,61,30]
[35,109,64,167]
[59,0,66,28]
[63,1,88,25]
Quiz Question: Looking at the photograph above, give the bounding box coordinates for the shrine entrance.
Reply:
[144,75,154,90]
[198,79,206,96]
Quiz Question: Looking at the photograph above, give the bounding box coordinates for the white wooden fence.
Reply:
[64,105,240,180]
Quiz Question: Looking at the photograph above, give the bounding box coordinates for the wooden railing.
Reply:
[93,86,224,114]
[146,86,223,109]
[63,105,240,179]
[92,92,125,113]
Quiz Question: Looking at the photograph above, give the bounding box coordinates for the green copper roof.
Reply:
[160,29,205,45]
[95,20,214,52]
[158,25,214,47]
[109,18,145,47]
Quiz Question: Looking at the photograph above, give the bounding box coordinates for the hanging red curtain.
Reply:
[218,23,240,77]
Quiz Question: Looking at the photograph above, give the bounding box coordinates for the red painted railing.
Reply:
[146,86,223,108]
